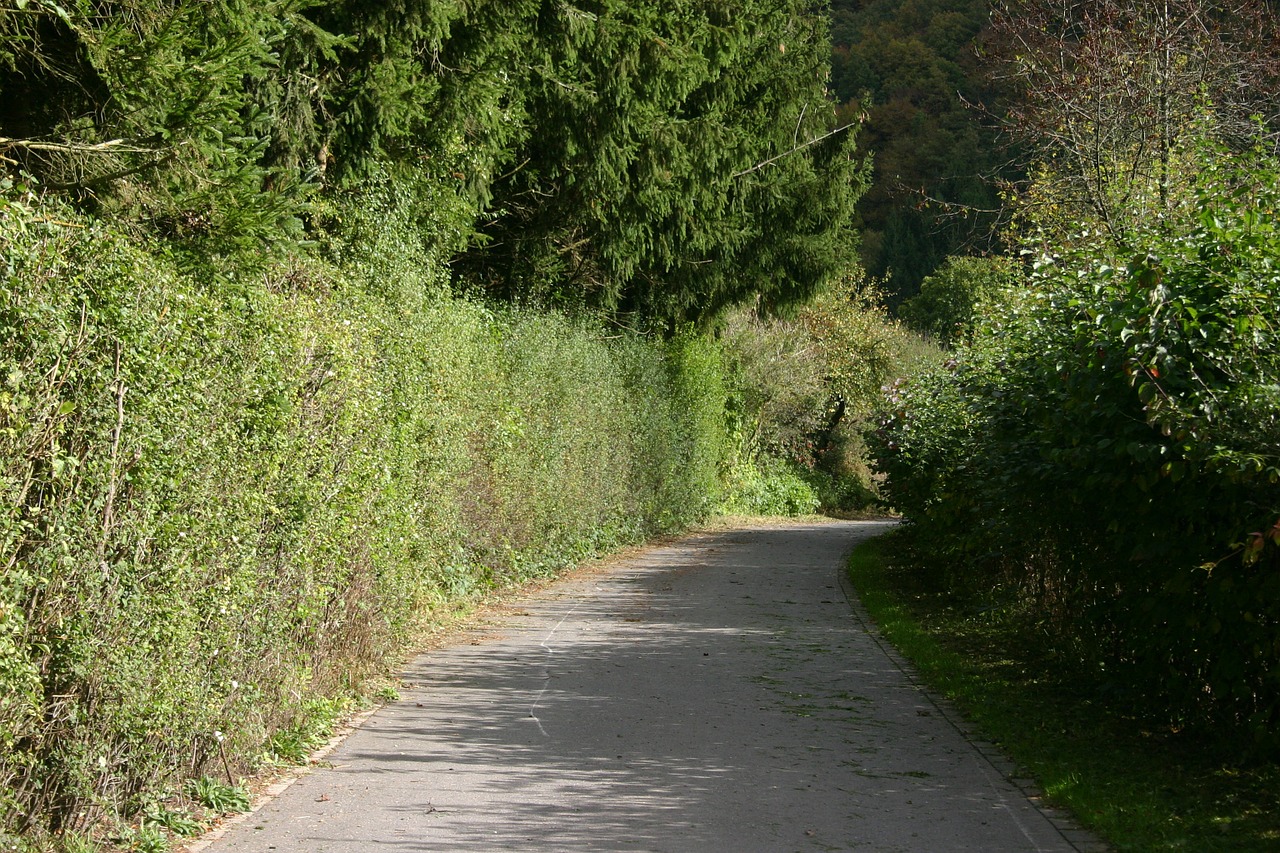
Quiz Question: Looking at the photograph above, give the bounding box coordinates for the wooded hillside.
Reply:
[828,0,1016,303]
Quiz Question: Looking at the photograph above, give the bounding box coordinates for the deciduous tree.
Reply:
[991,0,1280,244]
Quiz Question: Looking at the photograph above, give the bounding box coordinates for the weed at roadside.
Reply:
[184,778,250,815]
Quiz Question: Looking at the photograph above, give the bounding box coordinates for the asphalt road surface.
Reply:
[192,520,1104,852]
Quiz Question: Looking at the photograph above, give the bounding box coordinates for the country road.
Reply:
[190,520,1103,852]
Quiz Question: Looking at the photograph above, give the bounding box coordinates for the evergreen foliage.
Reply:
[0,0,311,247]
[449,0,867,324]
[0,0,864,326]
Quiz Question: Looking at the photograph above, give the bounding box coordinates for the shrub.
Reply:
[720,458,821,517]
[717,279,943,516]
[897,256,1019,348]
[872,141,1280,746]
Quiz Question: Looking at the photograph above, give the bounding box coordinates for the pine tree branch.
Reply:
[0,137,157,155]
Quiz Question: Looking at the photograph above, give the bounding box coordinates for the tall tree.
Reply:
[451,0,867,326]
[0,0,321,246]
[0,0,863,325]
[828,0,1018,304]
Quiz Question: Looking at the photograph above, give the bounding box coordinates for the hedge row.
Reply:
[0,188,727,841]
[872,143,1280,747]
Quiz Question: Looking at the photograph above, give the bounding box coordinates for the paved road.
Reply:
[193,520,1100,852]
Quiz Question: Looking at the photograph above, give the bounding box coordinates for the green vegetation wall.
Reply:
[0,187,729,839]
[0,0,864,326]
[871,143,1280,747]
[864,0,1280,752]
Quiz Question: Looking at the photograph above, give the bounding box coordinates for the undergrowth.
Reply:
[848,529,1280,852]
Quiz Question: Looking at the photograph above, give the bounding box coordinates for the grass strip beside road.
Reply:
[847,530,1280,852]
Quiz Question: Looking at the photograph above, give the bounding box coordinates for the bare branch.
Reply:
[0,137,158,156]
[732,120,858,179]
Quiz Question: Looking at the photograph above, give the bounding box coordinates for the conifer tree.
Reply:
[449,0,867,326]
[0,0,863,324]
[0,0,302,244]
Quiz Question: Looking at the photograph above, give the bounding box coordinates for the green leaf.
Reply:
[39,0,72,25]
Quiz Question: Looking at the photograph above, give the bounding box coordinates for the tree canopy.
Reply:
[828,0,1018,303]
[0,0,865,326]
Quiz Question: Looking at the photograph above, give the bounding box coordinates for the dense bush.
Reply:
[0,185,731,844]
[720,457,821,517]
[897,256,1018,348]
[718,279,940,515]
[872,143,1280,745]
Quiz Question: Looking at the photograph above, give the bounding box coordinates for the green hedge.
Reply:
[0,191,729,842]
[871,142,1280,748]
